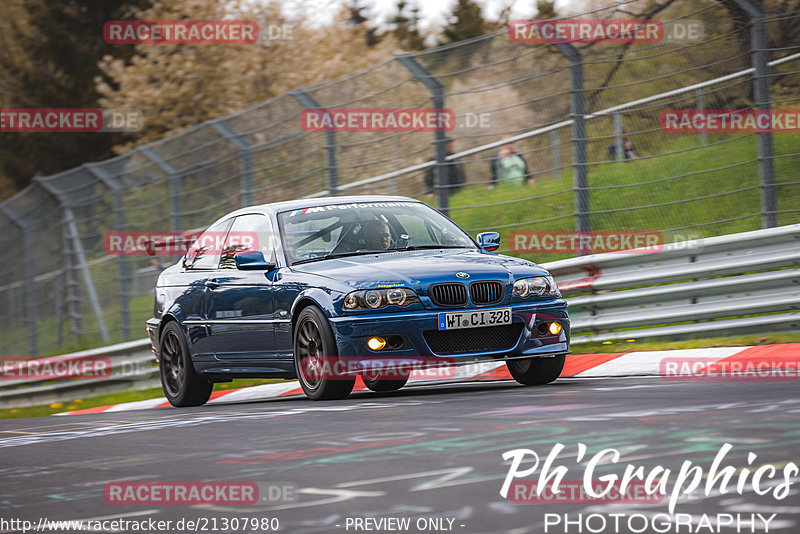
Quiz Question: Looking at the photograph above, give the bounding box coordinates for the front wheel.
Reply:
[294,306,355,400]
[159,321,213,407]
[506,354,565,386]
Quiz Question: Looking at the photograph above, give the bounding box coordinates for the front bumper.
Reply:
[328,300,569,363]
[145,318,161,362]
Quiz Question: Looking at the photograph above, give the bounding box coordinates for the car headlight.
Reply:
[364,290,382,309]
[512,276,561,298]
[343,287,420,310]
[386,288,407,305]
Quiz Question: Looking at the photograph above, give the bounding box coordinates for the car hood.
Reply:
[290,249,550,292]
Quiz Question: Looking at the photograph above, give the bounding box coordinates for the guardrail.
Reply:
[545,223,800,343]
[2,224,798,408]
[0,339,157,409]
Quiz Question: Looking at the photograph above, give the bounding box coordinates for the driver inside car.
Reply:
[361,220,392,250]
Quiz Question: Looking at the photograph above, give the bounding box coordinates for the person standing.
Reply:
[489,138,531,189]
[424,138,467,198]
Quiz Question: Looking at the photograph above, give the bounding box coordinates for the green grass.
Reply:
[446,132,800,261]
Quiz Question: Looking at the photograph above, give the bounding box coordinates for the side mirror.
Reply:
[234,250,276,271]
[476,232,500,252]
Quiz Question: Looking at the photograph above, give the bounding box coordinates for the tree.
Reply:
[346,0,379,47]
[96,0,399,150]
[0,0,153,196]
[720,0,800,68]
[536,1,558,19]
[441,0,486,44]
[387,0,426,51]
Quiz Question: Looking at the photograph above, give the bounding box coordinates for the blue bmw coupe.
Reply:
[146,196,570,406]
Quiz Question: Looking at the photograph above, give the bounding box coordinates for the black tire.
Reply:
[506,354,565,386]
[159,321,213,407]
[294,306,355,400]
[362,369,409,392]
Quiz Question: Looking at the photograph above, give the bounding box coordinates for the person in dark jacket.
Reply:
[424,138,467,198]
[607,126,637,160]
[607,138,636,160]
[489,137,531,189]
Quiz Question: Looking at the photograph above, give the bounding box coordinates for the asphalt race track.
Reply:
[1,377,799,534]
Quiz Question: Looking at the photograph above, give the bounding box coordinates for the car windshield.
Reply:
[278,201,476,265]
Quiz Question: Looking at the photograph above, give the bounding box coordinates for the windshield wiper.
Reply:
[292,250,395,265]
[292,246,472,265]
[392,245,473,251]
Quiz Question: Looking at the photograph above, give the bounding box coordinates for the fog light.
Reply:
[367,336,386,351]
[549,321,562,336]
[536,322,549,337]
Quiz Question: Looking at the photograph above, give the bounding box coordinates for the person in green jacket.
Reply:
[489,137,531,189]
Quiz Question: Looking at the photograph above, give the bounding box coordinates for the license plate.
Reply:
[438,308,512,330]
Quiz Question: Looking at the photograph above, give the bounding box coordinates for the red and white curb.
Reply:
[60,344,799,415]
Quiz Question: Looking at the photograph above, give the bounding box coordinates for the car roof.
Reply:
[226,195,424,217]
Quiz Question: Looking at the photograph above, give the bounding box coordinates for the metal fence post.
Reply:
[288,89,338,197]
[209,120,255,206]
[85,163,130,342]
[614,113,624,161]
[696,88,708,145]
[34,178,111,343]
[54,274,63,348]
[732,0,777,228]
[396,54,450,216]
[555,43,589,236]
[551,129,560,179]
[63,206,109,342]
[141,147,183,232]
[62,219,81,340]
[0,206,36,355]
[21,227,36,354]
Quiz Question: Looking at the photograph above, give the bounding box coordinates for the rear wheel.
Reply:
[294,306,355,400]
[506,354,565,386]
[362,369,409,392]
[159,321,213,407]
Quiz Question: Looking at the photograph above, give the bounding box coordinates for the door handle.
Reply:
[205,279,220,289]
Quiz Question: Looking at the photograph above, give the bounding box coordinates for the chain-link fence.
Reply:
[1,0,799,356]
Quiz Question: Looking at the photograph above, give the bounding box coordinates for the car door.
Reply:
[205,213,279,361]
[176,217,233,359]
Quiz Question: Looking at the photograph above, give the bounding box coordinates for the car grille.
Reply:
[424,324,523,355]
[429,283,468,307]
[469,281,504,305]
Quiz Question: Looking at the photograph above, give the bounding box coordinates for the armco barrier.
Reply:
[0,339,157,408]
[2,224,798,408]
[546,223,800,343]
